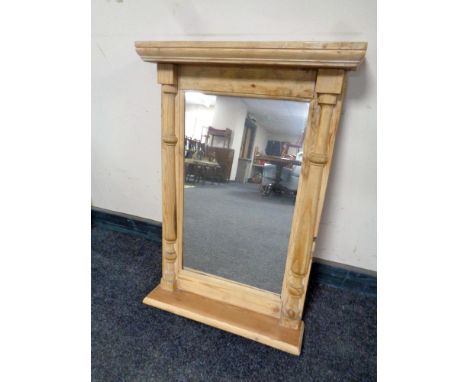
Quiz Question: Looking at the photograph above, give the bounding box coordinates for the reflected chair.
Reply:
[261,163,277,196]
[281,165,301,194]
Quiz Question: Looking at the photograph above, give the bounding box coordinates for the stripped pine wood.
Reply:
[143,286,304,355]
[178,268,282,318]
[178,65,316,100]
[175,89,185,274]
[159,64,178,291]
[135,41,367,69]
[281,70,348,323]
[136,41,366,355]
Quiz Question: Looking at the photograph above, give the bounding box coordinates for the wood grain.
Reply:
[178,268,282,318]
[175,89,185,274]
[179,65,316,100]
[280,69,346,329]
[158,64,179,291]
[135,41,367,69]
[302,73,349,309]
[135,42,366,355]
[144,286,304,355]
[315,69,345,94]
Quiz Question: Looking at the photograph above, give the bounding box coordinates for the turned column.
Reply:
[281,69,345,329]
[158,64,178,291]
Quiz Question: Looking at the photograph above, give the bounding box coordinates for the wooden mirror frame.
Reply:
[135,41,367,355]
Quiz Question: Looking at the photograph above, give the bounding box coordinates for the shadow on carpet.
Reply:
[92,227,376,382]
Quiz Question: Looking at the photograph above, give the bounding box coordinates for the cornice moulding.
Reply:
[135,41,367,70]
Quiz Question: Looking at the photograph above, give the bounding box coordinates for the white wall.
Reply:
[185,104,214,141]
[211,96,247,180]
[253,123,269,156]
[92,0,376,271]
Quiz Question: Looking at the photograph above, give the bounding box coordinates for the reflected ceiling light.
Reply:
[185,91,216,108]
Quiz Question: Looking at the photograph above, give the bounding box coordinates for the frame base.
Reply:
[143,285,304,355]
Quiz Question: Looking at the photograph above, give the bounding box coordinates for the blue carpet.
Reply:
[92,226,376,381]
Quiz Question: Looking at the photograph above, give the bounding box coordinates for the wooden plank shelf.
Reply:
[143,286,304,355]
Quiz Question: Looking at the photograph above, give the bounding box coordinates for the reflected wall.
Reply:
[183,92,310,293]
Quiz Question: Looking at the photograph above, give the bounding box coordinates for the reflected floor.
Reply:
[183,182,295,293]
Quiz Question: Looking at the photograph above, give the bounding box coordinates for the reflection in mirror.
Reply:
[183,91,310,294]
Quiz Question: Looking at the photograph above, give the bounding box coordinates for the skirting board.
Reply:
[91,207,376,296]
[144,285,304,355]
[91,207,162,243]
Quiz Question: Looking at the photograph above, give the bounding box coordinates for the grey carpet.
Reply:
[92,226,377,381]
[184,182,295,293]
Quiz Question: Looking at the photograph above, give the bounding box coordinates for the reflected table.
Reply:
[185,158,222,183]
[254,155,302,195]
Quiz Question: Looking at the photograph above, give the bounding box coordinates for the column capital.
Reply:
[316,68,345,95]
[157,63,178,85]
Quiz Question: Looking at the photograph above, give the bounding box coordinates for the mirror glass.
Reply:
[183,91,310,294]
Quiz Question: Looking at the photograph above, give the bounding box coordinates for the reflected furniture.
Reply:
[184,158,220,183]
[135,41,367,355]
[281,165,302,193]
[255,154,302,167]
[206,127,232,148]
[256,154,302,196]
[205,146,234,182]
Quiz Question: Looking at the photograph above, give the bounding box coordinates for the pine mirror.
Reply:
[135,41,367,355]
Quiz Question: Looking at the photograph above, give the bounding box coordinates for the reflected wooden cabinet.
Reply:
[135,41,367,355]
[205,146,234,182]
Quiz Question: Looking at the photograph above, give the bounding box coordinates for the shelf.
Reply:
[143,285,304,355]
